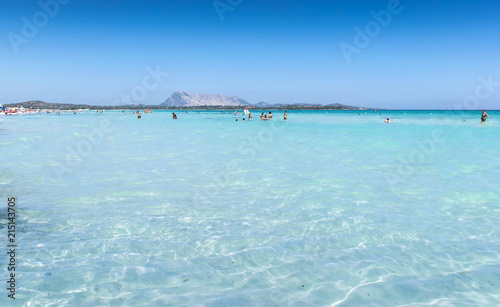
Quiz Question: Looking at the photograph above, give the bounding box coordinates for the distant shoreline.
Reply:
[3,102,496,111]
[3,101,375,111]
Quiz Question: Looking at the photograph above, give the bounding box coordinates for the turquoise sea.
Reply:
[1,110,499,306]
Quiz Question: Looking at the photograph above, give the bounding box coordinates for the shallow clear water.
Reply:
[1,110,499,306]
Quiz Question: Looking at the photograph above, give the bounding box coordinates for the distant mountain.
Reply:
[159,93,372,110]
[161,91,249,107]
[253,102,271,107]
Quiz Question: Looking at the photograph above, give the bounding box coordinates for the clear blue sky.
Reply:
[1,0,499,109]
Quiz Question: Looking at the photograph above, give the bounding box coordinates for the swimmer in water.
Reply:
[384,117,390,123]
[481,110,489,123]
[283,111,287,121]
[138,111,141,119]
[249,112,252,121]
[172,112,177,119]
[268,111,273,119]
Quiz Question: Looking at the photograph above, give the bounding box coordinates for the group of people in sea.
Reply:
[0,105,491,124]
[129,108,491,124]
[260,111,273,120]
[235,110,288,122]
[135,109,153,119]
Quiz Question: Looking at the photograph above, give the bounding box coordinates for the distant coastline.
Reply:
[4,101,497,111]
[3,100,376,111]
